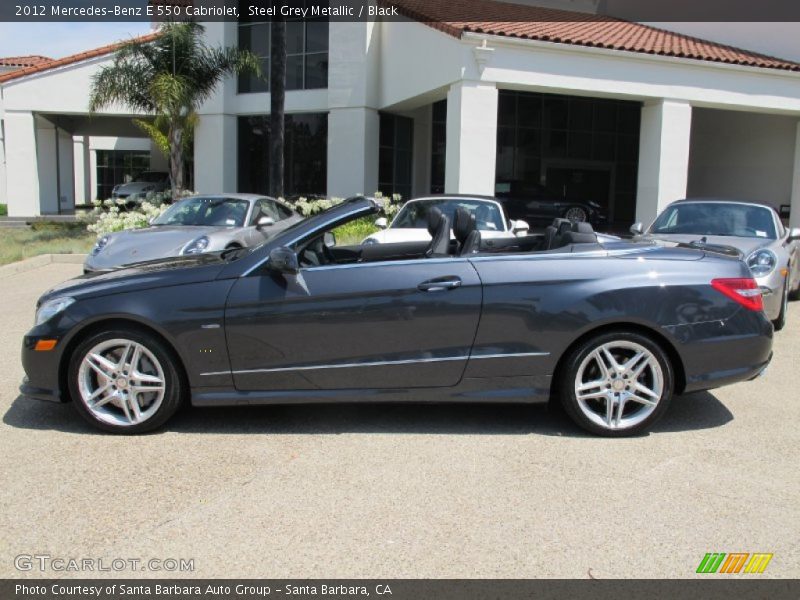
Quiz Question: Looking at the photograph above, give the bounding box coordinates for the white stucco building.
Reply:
[2,0,800,230]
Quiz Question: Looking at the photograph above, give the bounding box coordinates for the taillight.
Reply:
[711,278,763,311]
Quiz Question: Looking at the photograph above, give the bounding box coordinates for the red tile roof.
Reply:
[0,33,161,84]
[0,55,53,69]
[388,0,800,72]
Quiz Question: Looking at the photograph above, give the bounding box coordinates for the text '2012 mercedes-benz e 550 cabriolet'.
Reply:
[21,197,773,436]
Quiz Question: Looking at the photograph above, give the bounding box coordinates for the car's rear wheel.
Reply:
[560,331,674,437]
[564,206,588,223]
[67,328,184,434]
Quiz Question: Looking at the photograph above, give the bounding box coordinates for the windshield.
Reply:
[152,197,250,227]
[650,203,777,239]
[136,171,167,183]
[393,200,505,231]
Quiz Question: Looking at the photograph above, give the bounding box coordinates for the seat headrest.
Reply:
[453,207,477,244]
[557,221,573,235]
[427,207,445,237]
[572,222,594,234]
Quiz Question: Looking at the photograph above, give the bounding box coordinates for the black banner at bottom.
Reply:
[2,580,799,600]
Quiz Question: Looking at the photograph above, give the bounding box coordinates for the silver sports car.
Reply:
[85,194,303,272]
[632,198,800,330]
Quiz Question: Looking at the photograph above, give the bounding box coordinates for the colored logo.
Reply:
[697,553,773,574]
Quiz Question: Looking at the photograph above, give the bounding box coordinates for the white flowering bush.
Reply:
[84,191,197,237]
[289,192,404,218]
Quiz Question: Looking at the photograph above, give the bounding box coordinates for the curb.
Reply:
[0,254,86,278]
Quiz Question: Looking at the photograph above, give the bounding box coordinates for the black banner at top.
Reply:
[1,0,800,23]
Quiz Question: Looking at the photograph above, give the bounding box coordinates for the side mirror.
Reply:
[375,217,388,229]
[787,227,800,243]
[512,219,530,235]
[630,222,644,236]
[268,246,299,275]
[257,216,275,229]
[324,231,336,248]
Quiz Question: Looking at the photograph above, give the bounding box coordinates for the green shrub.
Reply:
[332,217,381,246]
[0,204,7,217]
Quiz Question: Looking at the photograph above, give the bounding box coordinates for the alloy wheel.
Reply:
[564,207,588,222]
[77,338,166,427]
[574,340,664,431]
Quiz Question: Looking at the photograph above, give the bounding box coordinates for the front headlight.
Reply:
[35,297,75,326]
[747,248,777,277]
[182,236,210,255]
[91,235,109,256]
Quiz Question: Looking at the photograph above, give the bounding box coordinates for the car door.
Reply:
[224,257,483,391]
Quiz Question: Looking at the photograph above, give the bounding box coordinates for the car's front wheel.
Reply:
[560,331,674,437]
[68,328,184,433]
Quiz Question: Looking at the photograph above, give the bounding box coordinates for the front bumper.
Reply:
[19,377,62,403]
[756,271,787,321]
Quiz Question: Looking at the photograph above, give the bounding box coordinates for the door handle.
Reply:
[418,276,462,292]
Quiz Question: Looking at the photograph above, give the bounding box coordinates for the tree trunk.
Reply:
[269,19,286,199]
[168,124,184,199]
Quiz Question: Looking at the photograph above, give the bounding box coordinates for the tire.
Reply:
[67,328,184,434]
[563,206,588,223]
[559,331,674,437]
[772,280,789,331]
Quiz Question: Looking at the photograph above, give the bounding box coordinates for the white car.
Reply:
[363,196,530,245]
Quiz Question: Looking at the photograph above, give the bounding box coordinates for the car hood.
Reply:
[642,233,772,257]
[364,227,510,244]
[95,226,228,265]
[41,253,231,305]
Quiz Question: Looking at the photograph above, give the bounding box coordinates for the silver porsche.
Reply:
[85,194,303,272]
[631,198,800,330]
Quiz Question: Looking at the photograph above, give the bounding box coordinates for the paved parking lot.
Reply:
[0,262,798,579]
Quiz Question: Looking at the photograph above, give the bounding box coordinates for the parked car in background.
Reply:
[84,194,303,272]
[362,195,530,245]
[111,171,171,201]
[24,197,773,437]
[631,199,800,330]
[495,181,609,229]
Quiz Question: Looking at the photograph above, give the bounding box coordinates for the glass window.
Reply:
[237,113,328,196]
[430,100,447,194]
[393,199,505,232]
[95,150,151,200]
[378,113,414,200]
[650,203,777,239]
[237,1,328,93]
[154,197,250,227]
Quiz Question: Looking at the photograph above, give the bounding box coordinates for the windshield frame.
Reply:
[648,201,779,240]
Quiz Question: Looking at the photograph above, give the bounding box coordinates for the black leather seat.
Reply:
[544,218,573,250]
[559,221,598,246]
[453,207,481,256]
[425,207,451,258]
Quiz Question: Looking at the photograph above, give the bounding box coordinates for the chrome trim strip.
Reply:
[200,351,549,377]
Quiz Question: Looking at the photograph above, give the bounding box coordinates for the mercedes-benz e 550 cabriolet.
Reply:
[21,197,773,436]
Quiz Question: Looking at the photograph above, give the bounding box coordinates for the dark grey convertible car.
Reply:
[21,197,772,436]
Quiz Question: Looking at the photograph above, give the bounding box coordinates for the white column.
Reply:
[0,119,6,208]
[327,107,379,198]
[444,81,498,196]
[194,114,237,194]
[790,120,800,229]
[4,111,40,217]
[72,136,90,206]
[635,99,693,225]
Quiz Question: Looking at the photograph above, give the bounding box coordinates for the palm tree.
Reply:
[90,21,260,197]
[269,19,286,199]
